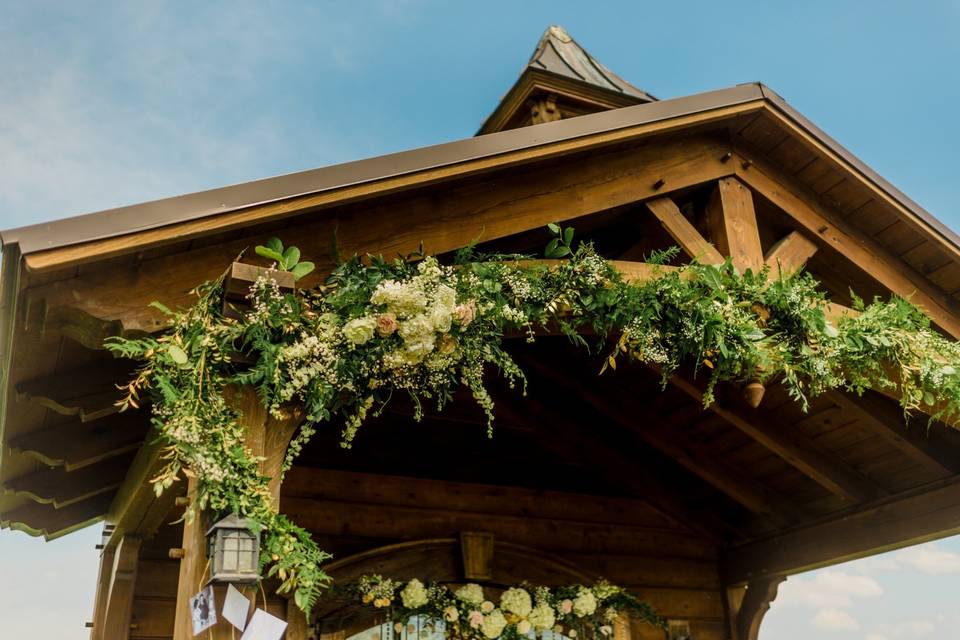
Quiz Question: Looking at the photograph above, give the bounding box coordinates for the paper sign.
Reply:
[190,585,217,635]
[223,584,251,631]
[239,608,288,640]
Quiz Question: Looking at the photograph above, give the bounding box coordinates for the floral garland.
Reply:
[107,225,960,618]
[348,576,663,639]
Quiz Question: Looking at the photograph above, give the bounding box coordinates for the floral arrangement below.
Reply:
[348,575,664,640]
[107,224,960,617]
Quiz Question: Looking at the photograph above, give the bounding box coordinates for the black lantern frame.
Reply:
[206,513,261,584]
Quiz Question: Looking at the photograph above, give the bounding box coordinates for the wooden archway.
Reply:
[313,535,600,636]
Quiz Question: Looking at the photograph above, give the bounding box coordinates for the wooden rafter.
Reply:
[9,411,149,471]
[706,177,764,273]
[732,146,960,338]
[15,357,133,421]
[0,492,113,539]
[828,391,958,477]
[663,372,885,503]
[645,197,723,264]
[5,454,132,508]
[524,357,798,524]
[722,474,960,584]
[764,230,818,277]
[492,377,743,540]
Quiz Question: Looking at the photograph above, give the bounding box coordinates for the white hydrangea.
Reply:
[343,316,377,345]
[481,610,508,639]
[455,583,485,605]
[572,588,597,617]
[370,280,428,317]
[528,603,556,630]
[400,578,429,608]
[500,587,532,617]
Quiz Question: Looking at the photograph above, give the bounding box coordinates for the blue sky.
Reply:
[2,1,960,638]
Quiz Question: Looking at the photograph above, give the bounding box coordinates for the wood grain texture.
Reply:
[733,146,960,338]
[706,177,764,273]
[645,197,724,264]
[764,230,818,276]
[722,475,960,583]
[25,136,734,334]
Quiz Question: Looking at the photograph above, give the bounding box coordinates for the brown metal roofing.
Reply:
[527,25,657,102]
[3,82,960,259]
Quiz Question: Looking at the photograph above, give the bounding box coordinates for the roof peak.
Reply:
[527,24,656,102]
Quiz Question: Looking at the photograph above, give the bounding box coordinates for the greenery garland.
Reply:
[344,576,664,639]
[107,224,960,618]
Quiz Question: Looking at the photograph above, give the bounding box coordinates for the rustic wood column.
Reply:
[706,176,764,273]
[100,535,142,640]
[171,385,305,639]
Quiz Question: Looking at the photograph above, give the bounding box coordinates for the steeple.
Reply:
[478,25,656,135]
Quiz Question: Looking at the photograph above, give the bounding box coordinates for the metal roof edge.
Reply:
[756,83,960,251]
[1,83,764,256]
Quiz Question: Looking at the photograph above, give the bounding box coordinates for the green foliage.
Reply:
[255,236,316,279]
[108,226,960,621]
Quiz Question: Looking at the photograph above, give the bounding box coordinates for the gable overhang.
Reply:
[3,82,958,279]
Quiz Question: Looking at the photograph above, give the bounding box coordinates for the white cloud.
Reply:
[866,634,889,640]
[812,608,860,631]
[859,543,960,575]
[894,545,960,575]
[872,619,937,638]
[777,571,883,609]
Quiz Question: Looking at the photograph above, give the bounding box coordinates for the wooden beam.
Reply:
[829,391,958,477]
[733,146,960,338]
[764,231,818,277]
[722,474,960,584]
[23,107,760,274]
[27,136,735,334]
[493,380,742,541]
[524,357,797,523]
[706,177,764,273]
[730,575,785,640]
[9,411,149,471]
[663,371,885,503]
[645,197,724,264]
[5,453,132,507]
[0,491,112,539]
[102,535,141,640]
[15,357,133,422]
[105,429,182,549]
[43,305,147,351]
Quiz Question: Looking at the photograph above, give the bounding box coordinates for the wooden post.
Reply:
[706,176,764,273]
[171,385,305,639]
[89,546,116,640]
[101,535,142,640]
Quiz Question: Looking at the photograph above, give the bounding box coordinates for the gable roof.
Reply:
[2,82,958,265]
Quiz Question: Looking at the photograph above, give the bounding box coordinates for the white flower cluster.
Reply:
[400,578,429,608]
[500,587,532,617]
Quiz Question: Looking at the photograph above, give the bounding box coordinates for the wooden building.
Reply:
[3,24,960,640]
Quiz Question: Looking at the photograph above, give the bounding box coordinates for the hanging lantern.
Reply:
[206,513,261,584]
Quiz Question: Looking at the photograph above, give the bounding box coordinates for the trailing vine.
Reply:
[108,225,960,618]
